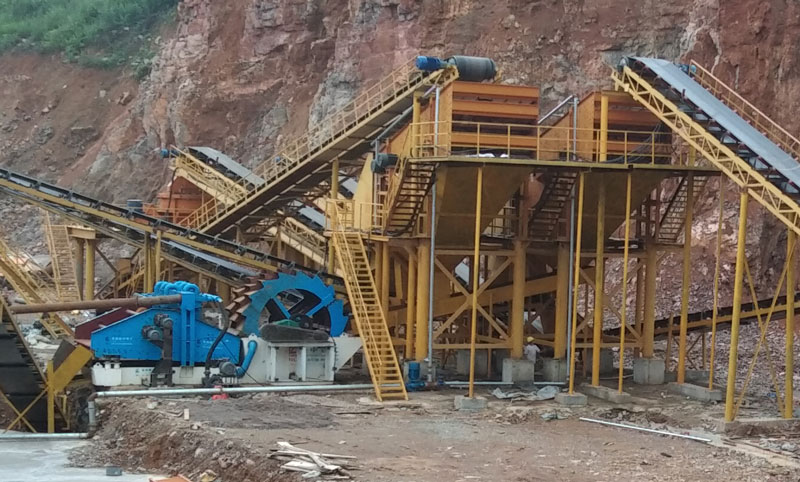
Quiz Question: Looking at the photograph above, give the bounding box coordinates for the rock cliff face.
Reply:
[0,0,799,312]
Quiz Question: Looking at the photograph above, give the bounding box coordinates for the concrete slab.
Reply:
[501,358,536,383]
[667,382,723,402]
[555,391,587,407]
[633,358,665,385]
[454,395,488,411]
[719,417,800,437]
[581,384,633,404]
[541,358,568,382]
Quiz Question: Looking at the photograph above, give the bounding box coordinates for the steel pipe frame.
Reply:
[677,173,694,384]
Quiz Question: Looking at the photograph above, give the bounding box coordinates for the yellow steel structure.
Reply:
[182,59,458,235]
[328,200,407,401]
[613,66,800,237]
[0,236,73,338]
[43,213,81,302]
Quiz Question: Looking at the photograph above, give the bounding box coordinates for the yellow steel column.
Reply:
[328,158,339,273]
[74,238,85,301]
[405,247,417,359]
[709,179,725,389]
[381,243,390,318]
[725,191,749,422]
[618,173,632,392]
[591,180,606,386]
[511,239,526,359]
[568,173,586,394]
[677,174,694,384]
[154,231,162,284]
[554,243,569,359]
[469,167,484,398]
[786,229,796,419]
[411,92,422,156]
[599,94,609,162]
[46,361,54,433]
[415,240,431,362]
[84,239,95,300]
[643,244,658,357]
[143,235,153,293]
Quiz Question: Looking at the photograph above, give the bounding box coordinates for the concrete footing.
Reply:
[586,349,615,376]
[664,369,709,385]
[581,384,632,404]
[541,358,568,382]
[555,391,587,407]
[454,395,488,411]
[667,382,723,402]
[456,350,489,377]
[633,358,665,385]
[719,417,800,436]
[501,358,536,383]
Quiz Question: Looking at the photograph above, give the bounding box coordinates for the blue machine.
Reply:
[239,273,348,337]
[91,281,241,366]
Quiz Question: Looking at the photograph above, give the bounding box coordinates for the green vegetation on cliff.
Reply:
[0,0,178,74]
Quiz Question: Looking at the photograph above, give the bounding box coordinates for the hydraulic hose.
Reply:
[236,339,258,377]
[204,301,231,385]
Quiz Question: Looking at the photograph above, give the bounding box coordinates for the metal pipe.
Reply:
[468,167,484,398]
[537,95,576,125]
[571,96,578,160]
[0,432,90,440]
[618,173,632,393]
[786,229,796,419]
[579,417,711,443]
[444,380,565,386]
[677,173,694,384]
[8,294,183,314]
[708,177,725,389]
[95,383,379,398]
[427,180,436,381]
[568,173,586,394]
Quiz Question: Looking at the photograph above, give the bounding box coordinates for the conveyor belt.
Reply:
[0,167,342,286]
[630,57,800,187]
[604,293,800,338]
[0,300,60,431]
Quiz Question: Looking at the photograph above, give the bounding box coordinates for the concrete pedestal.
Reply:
[541,358,569,382]
[581,384,632,404]
[454,395,488,411]
[667,382,723,402]
[555,391,587,407]
[633,358,665,385]
[664,369,709,385]
[456,350,489,377]
[501,358,536,383]
[587,348,615,376]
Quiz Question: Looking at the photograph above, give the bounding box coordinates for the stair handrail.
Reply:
[182,59,455,231]
[690,61,800,161]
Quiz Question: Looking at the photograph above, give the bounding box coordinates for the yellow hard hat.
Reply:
[526,336,535,343]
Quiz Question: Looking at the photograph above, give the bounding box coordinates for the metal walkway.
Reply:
[0,167,341,287]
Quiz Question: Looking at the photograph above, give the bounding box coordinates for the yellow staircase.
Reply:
[0,236,73,338]
[657,175,709,243]
[43,214,81,302]
[383,157,436,235]
[329,201,407,401]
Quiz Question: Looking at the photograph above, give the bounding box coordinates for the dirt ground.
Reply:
[71,383,800,482]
